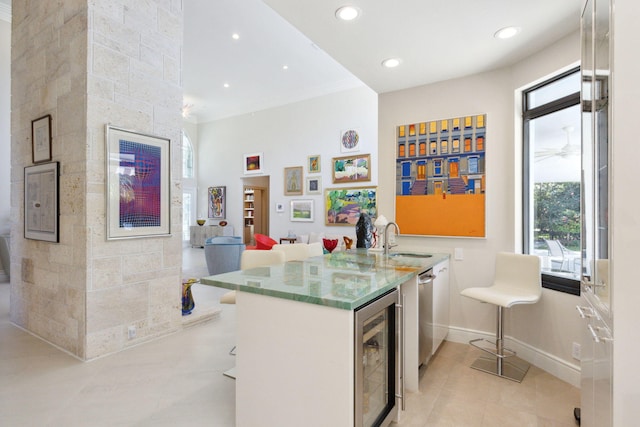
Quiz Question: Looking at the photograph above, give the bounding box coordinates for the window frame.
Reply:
[522,66,581,296]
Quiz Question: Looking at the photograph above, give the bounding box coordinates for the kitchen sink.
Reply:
[388,252,432,258]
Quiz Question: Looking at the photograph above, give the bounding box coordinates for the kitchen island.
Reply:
[201,250,448,427]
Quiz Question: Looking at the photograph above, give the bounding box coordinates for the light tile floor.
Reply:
[0,248,580,426]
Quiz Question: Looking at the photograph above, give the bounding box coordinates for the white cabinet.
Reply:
[402,258,450,393]
[432,259,450,354]
[189,225,234,247]
[235,291,356,426]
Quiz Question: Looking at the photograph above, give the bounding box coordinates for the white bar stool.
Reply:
[460,252,541,382]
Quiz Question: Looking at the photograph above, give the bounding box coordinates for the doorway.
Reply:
[241,176,270,246]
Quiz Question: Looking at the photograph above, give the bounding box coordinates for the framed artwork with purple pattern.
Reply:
[106,125,171,239]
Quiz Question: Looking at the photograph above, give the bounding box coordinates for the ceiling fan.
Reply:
[535,125,580,162]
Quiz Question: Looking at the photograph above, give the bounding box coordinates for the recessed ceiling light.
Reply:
[282,65,289,70]
[382,58,401,68]
[232,33,240,40]
[223,83,230,88]
[494,26,520,39]
[335,6,360,21]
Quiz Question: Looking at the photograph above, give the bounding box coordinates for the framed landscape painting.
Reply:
[291,199,314,222]
[324,186,377,226]
[331,154,371,183]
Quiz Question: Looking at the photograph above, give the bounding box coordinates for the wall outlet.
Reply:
[572,342,581,360]
[128,325,137,340]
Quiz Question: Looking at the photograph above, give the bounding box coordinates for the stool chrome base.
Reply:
[470,354,530,383]
[468,306,531,382]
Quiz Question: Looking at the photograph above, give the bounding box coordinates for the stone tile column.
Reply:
[11,0,184,360]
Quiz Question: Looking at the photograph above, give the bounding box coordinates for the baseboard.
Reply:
[446,326,581,388]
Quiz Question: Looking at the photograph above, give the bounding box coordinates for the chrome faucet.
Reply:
[384,222,400,255]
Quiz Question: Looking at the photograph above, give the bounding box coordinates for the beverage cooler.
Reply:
[354,288,400,427]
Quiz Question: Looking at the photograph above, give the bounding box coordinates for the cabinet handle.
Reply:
[581,277,593,292]
[418,273,435,285]
[395,290,405,411]
[587,324,614,343]
[576,305,598,319]
[587,324,600,343]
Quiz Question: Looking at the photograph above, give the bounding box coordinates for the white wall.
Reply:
[378,32,582,385]
[196,85,377,242]
[611,0,640,422]
[0,19,10,236]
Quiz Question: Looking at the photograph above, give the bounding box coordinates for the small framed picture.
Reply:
[208,186,226,219]
[306,176,322,195]
[243,152,264,174]
[340,128,360,153]
[291,199,314,222]
[308,155,321,173]
[284,166,303,196]
[32,114,52,163]
[275,202,285,213]
[24,161,59,242]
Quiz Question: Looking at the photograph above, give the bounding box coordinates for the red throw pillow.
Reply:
[255,234,277,250]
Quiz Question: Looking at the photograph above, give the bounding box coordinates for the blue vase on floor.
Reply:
[182,279,196,315]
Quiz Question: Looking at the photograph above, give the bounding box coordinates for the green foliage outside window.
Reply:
[534,182,581,251]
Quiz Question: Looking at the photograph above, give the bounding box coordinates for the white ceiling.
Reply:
[184,0,583,123]
[1,0,584,125]
[183,0,365,122]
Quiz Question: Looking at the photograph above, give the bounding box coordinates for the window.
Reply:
[469,157,478,174]
[440,140,448,154]
[182,131,197,242]
[523,67,581,295]
[398,144,406,157]
[429,141,437,155]
[434,160,442,176]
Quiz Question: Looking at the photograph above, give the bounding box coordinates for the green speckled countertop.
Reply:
[200,250,449,310]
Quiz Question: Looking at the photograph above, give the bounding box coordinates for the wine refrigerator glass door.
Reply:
[355,289,398,427]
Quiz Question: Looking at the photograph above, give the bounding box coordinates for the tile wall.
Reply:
[10,0,184,360]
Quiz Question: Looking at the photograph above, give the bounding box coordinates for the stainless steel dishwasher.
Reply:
[418,269,435,366]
